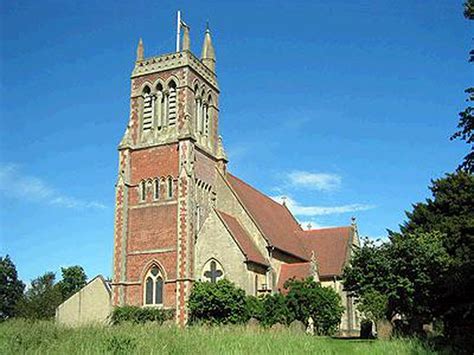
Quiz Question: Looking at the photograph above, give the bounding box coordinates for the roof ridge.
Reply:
[302,226,352,233]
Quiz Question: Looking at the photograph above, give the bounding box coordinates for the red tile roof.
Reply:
[277,263,311,291]
[216,210,269,267]
[226,174,307,260]
[298,227,353,278]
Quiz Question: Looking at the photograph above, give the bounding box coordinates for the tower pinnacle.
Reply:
[136,38,144,62]
[201,25,216,72]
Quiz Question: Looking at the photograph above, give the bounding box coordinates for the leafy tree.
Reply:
[285,278,344,335]
[188,279,249,325]
[16,272,62,320]
[344,231,452,332]
[357,289,388,325]
[451,1,474,173]
[0,255,25,320]
[56,265,87,301]
[401,171,474,337]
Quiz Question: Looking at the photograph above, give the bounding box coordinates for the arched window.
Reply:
[142,86,153,132]
[167,81,177,126]
[153,179,160,200]
[144,265,164,306]
[204,95,212,136]
[167,177,173,199]
[194,84,202,134]
[155,83,164,129]
[139,180,146,202]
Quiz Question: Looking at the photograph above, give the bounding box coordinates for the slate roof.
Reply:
[226,174,308,260]
[298,227,353,278]
[216,210,269,267]
[276,263,312,291]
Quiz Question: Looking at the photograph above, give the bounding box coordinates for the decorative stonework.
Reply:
[132,51,218,91]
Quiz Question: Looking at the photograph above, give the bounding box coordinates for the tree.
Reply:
[0,255,25,320]
[357,289,388,325]
[285,278,344,335]
[16,272,62,320]
[401,171,474,337]
[343,231,452,333]
[56,265,87,301]
[451,1,474,173]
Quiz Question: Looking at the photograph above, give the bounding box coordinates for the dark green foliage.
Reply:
[401,171,474,340]
[285,278,344,335]
[16,272,62,320]
[245,295,264,320]
[105,334,137,354]
[344,231,452,332]
[356,289,387,324]
[0,255,25,321]
[258,293,289,327]
[188,279,249,325]
[451,1,474,172]
[110,306,173,325]
[56,266,87,301]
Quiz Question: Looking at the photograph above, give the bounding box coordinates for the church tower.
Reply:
[112,17,227,325]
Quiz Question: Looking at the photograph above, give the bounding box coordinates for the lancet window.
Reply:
[167,80,177,126]
[142,86,153,131]
[144,265,164,306]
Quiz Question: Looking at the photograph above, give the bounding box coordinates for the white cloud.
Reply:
[272,195,375,217]
[287,171,342,191]
[298,220,334,230]
[0,163,107,210]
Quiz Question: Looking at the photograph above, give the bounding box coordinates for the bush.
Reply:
[246,295,264,320]
[188,279,249,325]
[110,306,173,325]
[285,278,344,335]
[259,293,290,327]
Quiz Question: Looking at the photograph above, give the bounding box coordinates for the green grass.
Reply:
[0,319,435,355]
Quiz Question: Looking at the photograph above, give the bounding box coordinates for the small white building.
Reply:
[56,275,112,326]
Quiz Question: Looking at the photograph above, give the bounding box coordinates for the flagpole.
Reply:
[176,10,181,52]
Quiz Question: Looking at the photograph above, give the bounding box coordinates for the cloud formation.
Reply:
[287,170,341,191]
[0,163,107,210]
[272,195,374,217]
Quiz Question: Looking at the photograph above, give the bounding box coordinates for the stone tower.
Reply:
[112,20,226,325]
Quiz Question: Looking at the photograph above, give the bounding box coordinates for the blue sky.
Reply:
[0,1,471,283]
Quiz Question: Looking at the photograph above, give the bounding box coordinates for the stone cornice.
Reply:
[132,50,219,91]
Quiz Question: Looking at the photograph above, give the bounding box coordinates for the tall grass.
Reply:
[0,319,435,354]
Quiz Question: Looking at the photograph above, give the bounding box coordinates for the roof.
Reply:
[277,263,312,291]
[226,173,307,260]
[216,210,269,267]
[298,227,353,278]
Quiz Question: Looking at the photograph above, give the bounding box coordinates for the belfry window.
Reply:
[142,86,153,131]
[204,95,212,136]
[167,81,177,126]
[167,177,173,199]
[155,83,164,129]
[139,180,146,202]
[144,265,164,306]
[153,179,160,200]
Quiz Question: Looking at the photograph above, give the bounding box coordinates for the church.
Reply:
[58,17,360,335]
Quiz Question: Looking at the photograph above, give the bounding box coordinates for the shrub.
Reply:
[356,289,388,324]
[285,278,344,335]
[259,293,290,327]
[245,295,263,320]
[188,279,249,325]
[110,306,173,325]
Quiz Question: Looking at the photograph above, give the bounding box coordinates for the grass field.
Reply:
[0,319,435,354]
